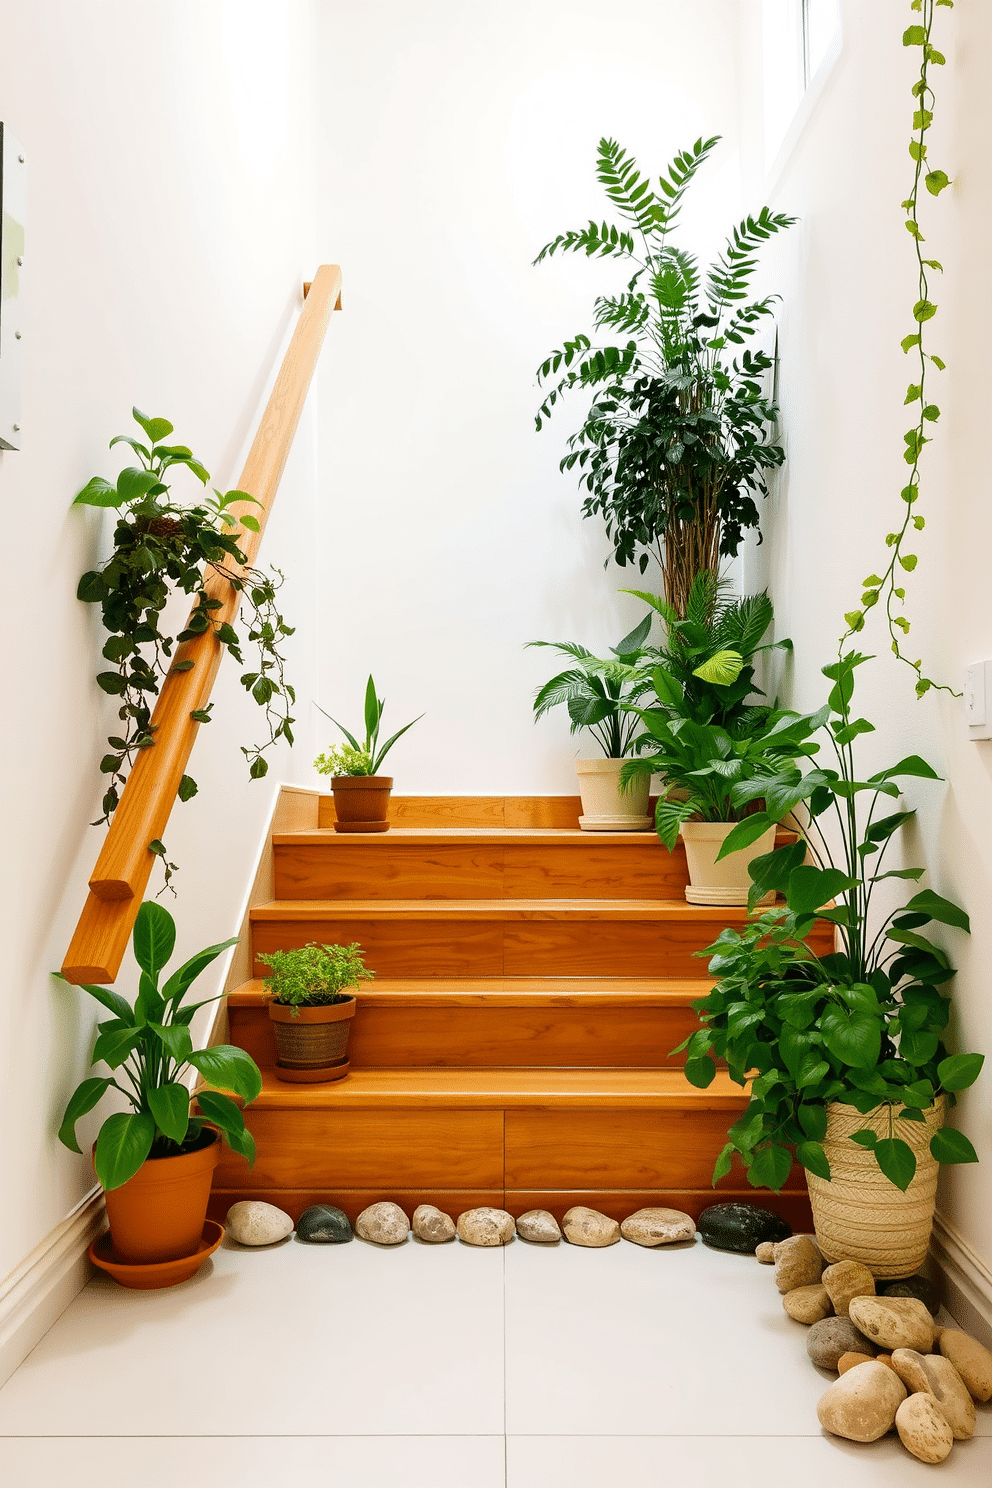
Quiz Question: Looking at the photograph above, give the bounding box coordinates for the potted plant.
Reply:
[679,651,984,1275]
[528,615,655,829]
[260,941,374,1083]
[534,135,794,614]
[622,705,825,902]
[57,901,262,1268]
[314,674,422,833]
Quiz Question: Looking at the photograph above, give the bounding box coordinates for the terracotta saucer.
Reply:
[88,1220,224,1290]
[275,1057,350,1083]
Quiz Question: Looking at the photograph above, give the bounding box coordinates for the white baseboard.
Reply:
[931,1210,992,1349]
[0,1187,105,1389]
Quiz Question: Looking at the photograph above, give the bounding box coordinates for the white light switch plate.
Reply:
[966,662,992,739]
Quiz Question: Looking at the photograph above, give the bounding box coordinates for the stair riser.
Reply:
[229,1002,705,1070]
[252,917,834,979]
[274,842,687,900]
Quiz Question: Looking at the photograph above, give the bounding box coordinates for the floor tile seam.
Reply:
[0,1432,510,1441]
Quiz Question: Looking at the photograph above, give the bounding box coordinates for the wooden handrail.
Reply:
[62,265,343,983]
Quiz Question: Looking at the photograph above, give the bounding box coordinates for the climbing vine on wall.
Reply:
[840,0,954,697]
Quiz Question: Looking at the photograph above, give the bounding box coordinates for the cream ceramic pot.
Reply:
[574,758,651,831]
[680,820,776,905]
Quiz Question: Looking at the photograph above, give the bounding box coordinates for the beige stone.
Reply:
[411,1204,455,1243]
[755,1241,776,1264]
[837,1352,875,1375]
[774,1234,823,1293]
[456,1207,515,1246]
[562,1206,621,1248]
[225,1200,294,1247]
[821,1259,875,1318]
[515,1209,562,1244]
[355,1201,410,1246]
[939,1329,992,1403]
[816,1361,906,1442]
[922,1354,977,1439]
[783,1284,832,1325]
[620,1207,695,1247]
[895,1393,954,1464]
[889,1347,931,1396]
[848,1295,936,1353]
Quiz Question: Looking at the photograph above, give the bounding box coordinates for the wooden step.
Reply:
[317,794,585,829]
[228,977,714,1069]
[273,829,684,901]
[249,898,834,978]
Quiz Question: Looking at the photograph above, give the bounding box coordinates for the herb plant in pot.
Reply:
[260,941,374,1083]
[314,675,422,833]
[528,615,654,830]
[57,902,262,1271]
[680,651,984,1275]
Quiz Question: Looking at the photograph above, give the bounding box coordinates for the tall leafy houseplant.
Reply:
[527,614,653,758]
[535,135,794,615]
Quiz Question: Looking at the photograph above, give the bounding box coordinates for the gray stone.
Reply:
[456,1207,515,1246]
[562,1206,620,1248]
[807,1315,877,1371]
[412,1204,456,1243]
[895,1393,954,1464]
[295,1204,352,1244]
[774,1235,823,1294]
[620,1207,695,1247]
[816,1360,906,1443]
[881,1274,940,1316]
[697,1203,791,1254]
[783,1284,832,1325]
[755,1241,776,1264]
[355,1201,410,1246]
[939,1330,992,1403]
[822,1259,875,1318]
[849,1295,936,1353]
[515,1209,562,1245]
[225,1200,294,1247]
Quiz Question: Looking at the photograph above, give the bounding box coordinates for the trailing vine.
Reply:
[841,0,955,697]
[75,409,296,873]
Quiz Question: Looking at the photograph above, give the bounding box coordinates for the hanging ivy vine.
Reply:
[841,0,954,697]
[75,409,296,856]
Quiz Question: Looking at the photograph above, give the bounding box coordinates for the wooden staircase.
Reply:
[210,796,826,1228]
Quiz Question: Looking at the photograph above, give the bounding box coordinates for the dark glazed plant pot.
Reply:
[268,996,356,1082]
[98,1131,220,1265]
[331,775,393,833]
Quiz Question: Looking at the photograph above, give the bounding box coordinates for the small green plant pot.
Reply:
[331,775,393,833]
[268,996,356,1082]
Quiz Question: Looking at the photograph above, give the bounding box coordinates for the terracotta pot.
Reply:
[807,1098,944,1277]
[269,995,356,1082]
[574,758,651,831]
[331,775,392,833]
[680,821,776,906]
[99,1130,220,1266]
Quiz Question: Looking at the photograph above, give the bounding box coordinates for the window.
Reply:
[763,0,841,170]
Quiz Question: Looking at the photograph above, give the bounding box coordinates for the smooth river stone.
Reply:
[816,1360,906,1443]
[890,1350,975,1440]
[783,1284,832,1325]
[881,1274,940,1317]
[755,1241,776,1264]
[822,1259,875,1318]
[225,1200,294,1247]
[774,1235,823,1294]
[295,1204,353,1244]
[896,1393,954,1464]
[355,1201,410,1246]
[562,1206,621,1248]
[838,1352,876,1375]
[849,1295,936,1354]
[412,1204,456,1243]
[515,1209,562,1245]
[697,1203,791,1254]
[807,1316,877,1371]
[620,1208,695,1247]
[456,1207,515,1246]
[939,1329,992,1403]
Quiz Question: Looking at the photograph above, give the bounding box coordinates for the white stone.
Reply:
[225,1200,294,1247]
[355,1201,410,1246]
[620,1207,695,1247]
[412,1204,455,1243]
[456,1207,515,1246]
[562,1206,620,1248]
[515,1209,562,1244]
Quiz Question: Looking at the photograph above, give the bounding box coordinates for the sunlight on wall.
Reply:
[762,0,841,169]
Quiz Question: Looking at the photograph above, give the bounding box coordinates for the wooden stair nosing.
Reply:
[250,897,787,923]
[273,828,665,846]
[226,976,716,1009]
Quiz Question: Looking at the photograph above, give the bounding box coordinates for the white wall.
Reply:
[0,0,320,1281]
[314,0,748,792]
[743,0,991,1289]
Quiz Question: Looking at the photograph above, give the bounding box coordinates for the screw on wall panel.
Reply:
[12,424,20,432]
[13,331,21,339]
[16,256,23,266]
[17,154,24,163]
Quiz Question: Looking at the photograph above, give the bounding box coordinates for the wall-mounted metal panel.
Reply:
[0,124,27,451]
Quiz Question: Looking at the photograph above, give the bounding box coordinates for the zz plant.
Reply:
[678,650,983,1193]
[57,901,262,1191]
[75,408,297,833]
[534,135,794,614]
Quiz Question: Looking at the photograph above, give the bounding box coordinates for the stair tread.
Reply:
[274,828,661,846]
[239,1066,747,1111]
[228,976,715,1008]
[251,897,776,922]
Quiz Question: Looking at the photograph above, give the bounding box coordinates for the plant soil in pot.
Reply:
[575,758,651,831]
[331,774,392,833]
[269,996,356,1081]
[100,1130,221,1266]
[680,820,776,905]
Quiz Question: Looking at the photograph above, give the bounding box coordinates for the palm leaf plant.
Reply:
[534,135,795,615]
[527,613,654,757]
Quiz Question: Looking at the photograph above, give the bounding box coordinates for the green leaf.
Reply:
[937,1052,984,1092]
[821,1009,882,1069]
[749,1142,793,1192]
[712,1141,734,1185]
[55,974,134,1024]
[913,299,937,323]
[797,1141,831,1181]
[714,812,776,861]
[849,1128,877,1149]
[187,1045,262,1103]
[197,1091,256,1165]
[58,1077,112,1154]
[149,1021,193,1064]
[900,1027,941,1065]
[132,900,176,979]
[94,1111,156,1191]
[798,1104,828,1141]
[901,333,921,353]
[693,649,744,686]
[92,1023,143,1069]
[132,407,175,443]
[930,1127,979,1165]
[871,755,940,782]
[786,866,854,916]
[147,1083,190,1144]
[651,666,683,707]
[116,466,160,504]
[160,936,239,1008]
[903,890,970,933]
[73,476,121,508]
[177,774,198,803]
[684,1055,717,1088]
[96,671,128,696]
[903,24,927,44]
[875,1137,917,1191]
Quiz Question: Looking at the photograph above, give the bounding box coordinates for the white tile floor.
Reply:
[0,1231,989,1487]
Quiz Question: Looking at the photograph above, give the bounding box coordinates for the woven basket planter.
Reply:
[268,996,356,1083]
[807,1097,945,1277]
